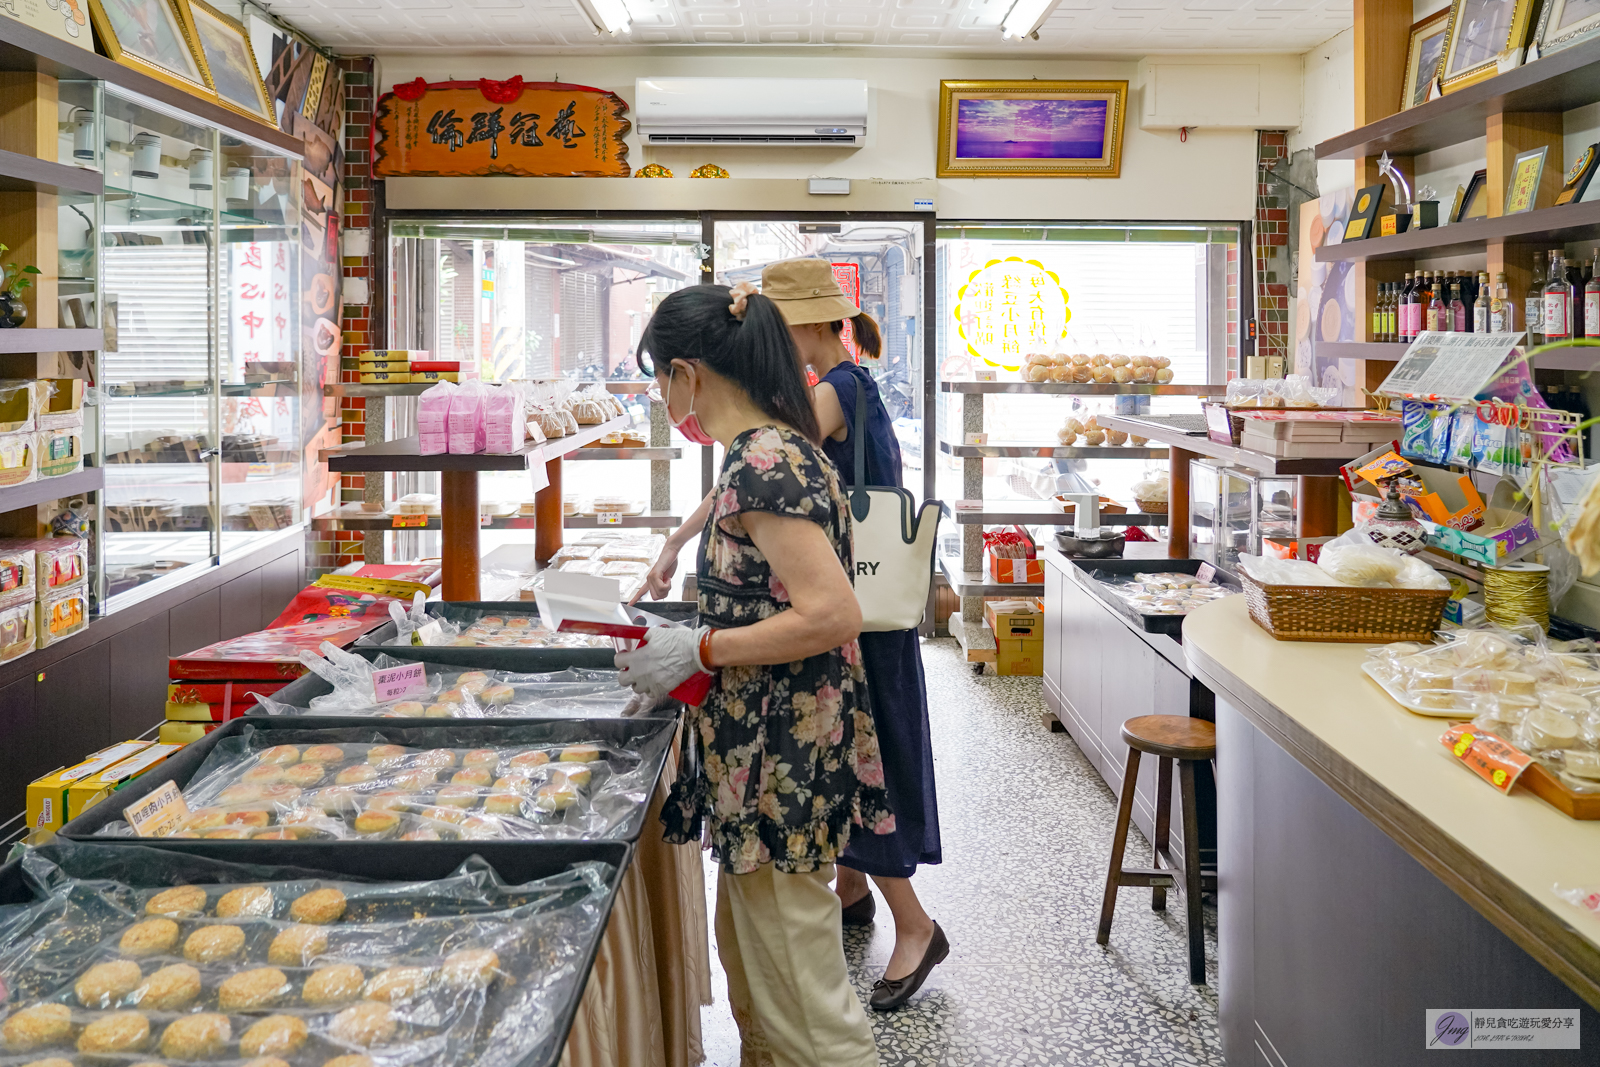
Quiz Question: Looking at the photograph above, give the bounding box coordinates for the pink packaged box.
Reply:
[416,380,456,456]
[483,384,526,454]
[448,381,487,454]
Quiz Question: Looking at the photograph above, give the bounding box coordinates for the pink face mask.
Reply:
[665,367,715,446]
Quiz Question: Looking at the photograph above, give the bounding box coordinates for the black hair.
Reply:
[829,311,883,360]
[637,284,822,443]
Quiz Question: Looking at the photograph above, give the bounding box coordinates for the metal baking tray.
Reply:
[1072,558,1240,637]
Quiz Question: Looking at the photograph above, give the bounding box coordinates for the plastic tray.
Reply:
[1073,558,1240,636]
[0,839,625,1067]
[352,600,698,671]
[1360,660,1471,719]
[58,716,678,846]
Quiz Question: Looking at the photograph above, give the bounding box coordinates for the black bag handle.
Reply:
[851,376,870,522]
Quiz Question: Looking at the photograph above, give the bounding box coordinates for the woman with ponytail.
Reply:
[616,283,891,1067]
[760,258,946,1013]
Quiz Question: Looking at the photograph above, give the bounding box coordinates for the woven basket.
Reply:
[1239,571,1450,642]
[1135,498,1169,514]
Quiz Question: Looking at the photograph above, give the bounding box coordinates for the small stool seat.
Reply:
[1098,714,1217,985]
[1121,715,1216,761]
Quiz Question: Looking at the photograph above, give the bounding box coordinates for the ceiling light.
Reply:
[573,0,630,35]
[1000,0,1062,40]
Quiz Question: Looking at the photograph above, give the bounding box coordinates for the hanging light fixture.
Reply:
[1000,0,1063,39]
[131,132,161,179]
[572,0,630,35]
[71,108,96,161]
[187,148,213,190]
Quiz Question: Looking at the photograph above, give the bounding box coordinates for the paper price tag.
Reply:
[1196,563,1217,584]
[964,432,988,445]
[1440,724,1531,794]
[125,780,190,838]
[411,620,444,647]
[392,514,428,528]
[975,368,998,382]
[598,513,623,526]
[372,662,427,702]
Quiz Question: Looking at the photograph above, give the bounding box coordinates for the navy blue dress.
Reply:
[821,361,942,879]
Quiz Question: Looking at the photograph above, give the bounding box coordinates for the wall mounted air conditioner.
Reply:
[634,78,868,147]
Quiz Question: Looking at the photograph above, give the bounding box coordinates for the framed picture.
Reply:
[1557,144,1600,205]
[1457,169,1490,221]
[1439,0,1539,93]
[1403,10,1453,110]
[1505,146,1548,214]
[1535,0,1600,56]
[87,0,210,96]
[186,0,275,126]
[937,80,1127,178]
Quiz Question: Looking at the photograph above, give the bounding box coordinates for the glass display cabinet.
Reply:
[1188,460,1252,574]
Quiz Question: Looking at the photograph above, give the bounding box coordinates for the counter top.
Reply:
[1042,545,1187,674]
[1184,596,1600,1009]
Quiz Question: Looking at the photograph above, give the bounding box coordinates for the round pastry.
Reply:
[283,762,326,788]
[254,828,306,841]
[20,1059,74,1067]
[424,702,458,718]
[1568,667,1600,688]
[1155,368,1174,383]
[401,827,442,841]
[258,783,303,803]
[366,790,409,812]
[1493,694,1538,721]
[290,887,347,925]
[441,948,499,988]
[366,744,407,767]
[146,885,207,917]
[328,1002,396,1047]
[535,782,579,811]
[302,964,366,1006]
[414,749,457,769]
[303,744,345,763]
[3,1004,72,1050]
[1453,668,1494,692]
[437,688,466,704]
[419,805,466,825]
[392,769,437,791]
[240,1015,308,1058]
[353,810,400,835]
[219,783,262,804]
[258,745,301,765]
[1564,749,1600,780]
[1112,367,1133,384]
[1414,690,1459,710]
[554,765,592,789]
[510,750,550,770]
[219,967,290,1011]
[390,700,426,717]
[560,744,600,763]
[225,811,272,828]
[241,765,284,785]
[76,959,143,1007]
[205,828,254,840]
[120,917,180,956]
[323,1056,375,1067]
[242,1060,292,1067]
[268,924,328,967]
[364,966,431,1003]
[451,767,492,787]
[181,808,228,831]
[462,748,499,770]
[77,1011,150,1053]
[335,765,378,786]
[479,684,515,706]
[312,787,356,813]
[129,963,201,1010]
[1407,667,1455,692]
[184,924,245,963]
[1527,709,1581,749]
[1542,690,1592,718]
[158,1012,229,1060]
[1491,671,1537,697]
[484,793,524,816]
[457,671,490,695]
[435,784,478,808]
[494,775,530,793]
[460,815,500,839]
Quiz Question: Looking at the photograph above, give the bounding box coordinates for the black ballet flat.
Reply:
[869,923,948,1012]
[840,891,876,927]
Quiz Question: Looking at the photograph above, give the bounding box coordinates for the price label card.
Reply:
[964,432,988,446]
[125,780,191,838]
[1196,563,1217,584]
[1440,723,1531,794]
[412,620,444,647]
[598,513,623,525]
[392,514,428,528]
[975,368,998,382]
[372,662,427,702]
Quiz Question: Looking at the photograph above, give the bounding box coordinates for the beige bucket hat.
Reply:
[760,258,860,326]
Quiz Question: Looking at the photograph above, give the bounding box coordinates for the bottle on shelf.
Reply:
[1545,250,1572,342]
[1474,272,1490,333]
[1383,282,1396,342]
[1587,251,1600,340]
[1570,253,1589,339]
[1450,278,1468,332]
[1372,283,1385,341]
[1528,251,1547,345]
[1400,272,1416,341]
[1490,272,1513,334]
[1428,273,1449,332]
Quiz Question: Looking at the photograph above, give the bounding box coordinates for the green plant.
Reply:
[0,243,42,296]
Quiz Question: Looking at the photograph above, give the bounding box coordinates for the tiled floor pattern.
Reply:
[698,638,1223,1067]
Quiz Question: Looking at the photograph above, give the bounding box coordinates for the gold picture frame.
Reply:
[937,80,1127,178]
[1439,0,1539,94]
[1534,0,1600,57]
[186,0,276,127]
[87,0,213,98]
[1402,9,1452,110]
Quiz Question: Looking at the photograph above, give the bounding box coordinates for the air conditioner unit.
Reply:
[634,78,868,147]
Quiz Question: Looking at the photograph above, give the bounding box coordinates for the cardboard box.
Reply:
[985,597,1043,639]
[37,378,85,430]
[986,550,1043,584]
[66,743,183,820]
[0,431,36,488]
[996,637,1043,675]
[413,371,459,383]
[169,617,390,680]
[0,594,36,663]
[361,372,411,384]
[357,360,410,373]
[159,720,217,745]
[37,582,87,648]
[36,426,83,478]
[0,379,39,434]
[27,741,153,833]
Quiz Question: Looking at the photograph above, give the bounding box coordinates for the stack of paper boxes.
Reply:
[358,350,473,385]
[0,537,90,662]
[0,379,86,488]
[985,598,1044,676]
[26,738,183,835]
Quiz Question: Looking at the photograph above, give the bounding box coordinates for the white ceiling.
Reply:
[266,0,1353,55]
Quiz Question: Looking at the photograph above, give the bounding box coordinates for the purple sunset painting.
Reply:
[955,97,1108,159]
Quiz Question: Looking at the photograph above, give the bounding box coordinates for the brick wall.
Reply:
[1255,130,1290,369]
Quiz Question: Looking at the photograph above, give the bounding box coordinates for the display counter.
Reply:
[1184,596,1600,1064]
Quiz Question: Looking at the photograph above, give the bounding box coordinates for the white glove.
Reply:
[614,624,710,698]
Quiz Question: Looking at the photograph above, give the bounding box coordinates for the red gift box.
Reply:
[169,618,387,680]
[986,549,1043,583]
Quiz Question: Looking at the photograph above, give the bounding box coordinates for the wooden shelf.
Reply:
[0,466,102,513]
[0,329,102,354]
[0,20,299,155]
[1315,200,1600,263]
[1316,39,1600,162]
[1097,414,1357,476]
[0,149,102,196]
[322,415,635,470]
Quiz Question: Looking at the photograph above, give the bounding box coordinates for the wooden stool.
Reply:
[1096,714,1217,985]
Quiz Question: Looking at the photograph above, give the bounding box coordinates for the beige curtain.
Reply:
[561,728,713,1067]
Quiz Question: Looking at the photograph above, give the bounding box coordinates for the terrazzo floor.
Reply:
[696,637,1223,1067]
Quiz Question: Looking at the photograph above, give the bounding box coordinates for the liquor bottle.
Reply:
[1400,272,1416,341]
[1490,272,1512,333]
[1371,284,1383,341]
[1474,272,1490,333]
[1528,251,1547,345]
[1570,253,1589,339]
[1587,253,1600,339]
[1428,275,1448,332]
[1450,279,1468,332]
[1383,283,1396,341]
[1545,251,1572,341]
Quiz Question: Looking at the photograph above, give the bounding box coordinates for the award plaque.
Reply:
[1555,144,1599,206]
[1344,184,1387,241]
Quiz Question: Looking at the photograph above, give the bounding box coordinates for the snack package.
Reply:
[37,582,87,648]
[449,380,488,454]
[0,591,35,662]
[483,383,527,455]
[32,536,87,593]
[0,543,35,597]
[415,380,456,456]
[1448,408,1478,467]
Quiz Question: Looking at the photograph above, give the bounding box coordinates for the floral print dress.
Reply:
[662,425,896,875]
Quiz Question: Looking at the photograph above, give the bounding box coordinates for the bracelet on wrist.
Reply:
[697,627,718,673]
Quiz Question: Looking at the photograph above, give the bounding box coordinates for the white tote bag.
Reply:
[843,379,941,632]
